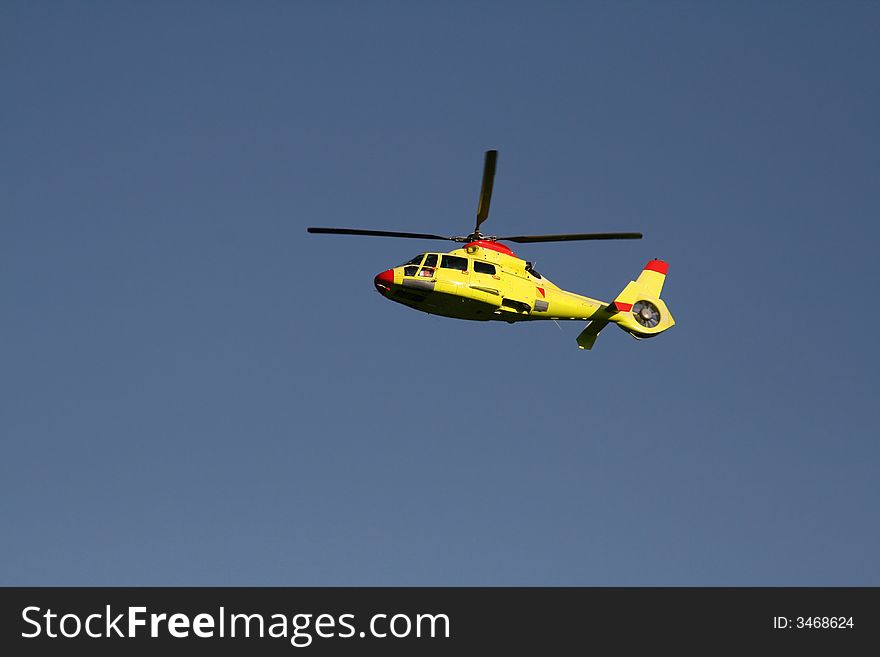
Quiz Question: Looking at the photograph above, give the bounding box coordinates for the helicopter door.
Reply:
[438,254,469,282]
[470,260,501,297]
[497,269,534,315]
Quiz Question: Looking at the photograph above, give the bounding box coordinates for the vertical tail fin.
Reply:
[612,259,668,310]
[634,259,667,297]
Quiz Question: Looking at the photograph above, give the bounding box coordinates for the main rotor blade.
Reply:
[307,227,454,241]
[497,232,643,243]
[475,149,498,233]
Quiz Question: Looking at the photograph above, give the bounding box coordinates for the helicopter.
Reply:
[308,150,675,350]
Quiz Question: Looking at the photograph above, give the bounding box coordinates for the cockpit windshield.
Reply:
[402,253,438,278]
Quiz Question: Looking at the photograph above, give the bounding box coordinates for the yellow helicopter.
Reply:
[308,150,675,350]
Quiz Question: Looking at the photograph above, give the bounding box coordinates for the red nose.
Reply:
[373,269,394,294]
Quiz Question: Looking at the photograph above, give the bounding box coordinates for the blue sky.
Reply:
[2,1,878,585]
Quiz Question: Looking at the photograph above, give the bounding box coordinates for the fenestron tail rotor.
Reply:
[632,300,661,328]
[307,149,643,246]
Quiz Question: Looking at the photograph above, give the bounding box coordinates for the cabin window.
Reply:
[440,255,468,271]
[403,254,425,266]
[473,261,496,275]
[423,254,438,267]
[403,265,419,277]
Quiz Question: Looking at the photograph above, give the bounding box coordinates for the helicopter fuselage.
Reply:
[311,149,675,349]
[372,240,605,323]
